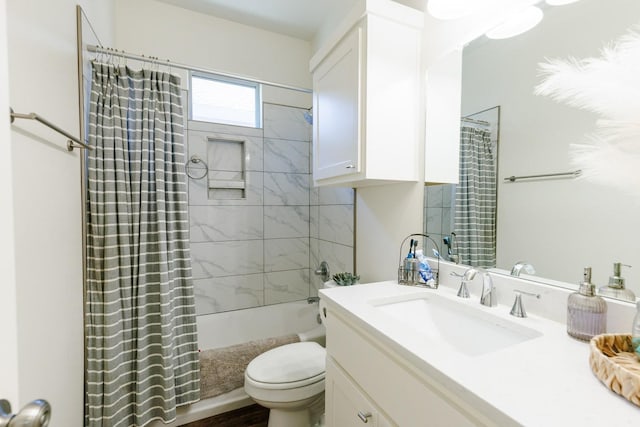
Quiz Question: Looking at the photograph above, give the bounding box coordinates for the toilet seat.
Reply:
[246,341,326,388]
[244,342,326,402]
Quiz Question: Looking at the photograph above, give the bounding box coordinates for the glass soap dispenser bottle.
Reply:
[567,267,607,341]
[598,262,635,302]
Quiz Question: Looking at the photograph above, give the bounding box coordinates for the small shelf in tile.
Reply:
[208,179,246,190]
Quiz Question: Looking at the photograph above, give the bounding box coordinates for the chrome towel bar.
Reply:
[503,170,581,183]
[9,108,92,151]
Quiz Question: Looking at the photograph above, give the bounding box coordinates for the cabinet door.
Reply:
[312,26,362,181]
[326,357,395,427]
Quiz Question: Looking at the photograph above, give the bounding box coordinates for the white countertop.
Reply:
[319,281,640,426]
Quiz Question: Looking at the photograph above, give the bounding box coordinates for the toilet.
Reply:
[244,341,326,427]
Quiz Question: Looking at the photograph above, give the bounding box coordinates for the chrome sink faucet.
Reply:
[510,261,535,277]
[457,267,497,307]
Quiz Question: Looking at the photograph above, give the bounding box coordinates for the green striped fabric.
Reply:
[455,126,497,268]
[85,62,200,427]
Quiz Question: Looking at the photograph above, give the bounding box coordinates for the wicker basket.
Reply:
[589,334,640,406]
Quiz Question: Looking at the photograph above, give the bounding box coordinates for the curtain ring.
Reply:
[94,45,103,62]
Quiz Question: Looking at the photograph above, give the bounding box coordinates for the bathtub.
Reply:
[151,300,324,426]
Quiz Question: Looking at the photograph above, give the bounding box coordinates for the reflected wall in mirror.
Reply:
[424,0,640,300]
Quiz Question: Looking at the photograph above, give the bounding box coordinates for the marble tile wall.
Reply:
[309,186,355,296]
[187,102,353,315]
[424,184,456,259]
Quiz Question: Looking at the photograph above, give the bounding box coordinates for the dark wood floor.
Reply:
[179,404,269,427]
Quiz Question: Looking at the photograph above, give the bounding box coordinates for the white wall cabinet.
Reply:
[310,1,423,187]
[324,307,485,427]
[312,27,361,182]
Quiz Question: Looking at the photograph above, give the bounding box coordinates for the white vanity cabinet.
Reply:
[325,358,393,427]
[324,307,484,427]
[310,1,423,187]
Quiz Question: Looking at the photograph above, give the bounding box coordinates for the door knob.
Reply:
[0,399,51,427]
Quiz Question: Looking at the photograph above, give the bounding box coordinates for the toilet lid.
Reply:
[246,342,326,385]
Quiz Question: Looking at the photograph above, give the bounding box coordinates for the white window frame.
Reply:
[189,71,262,128]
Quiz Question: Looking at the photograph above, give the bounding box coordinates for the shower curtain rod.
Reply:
[87,45,313,94]
[461,117,490,126]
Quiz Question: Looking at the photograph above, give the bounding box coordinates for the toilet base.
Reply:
[267,407,310,427]
[254,393,324,427]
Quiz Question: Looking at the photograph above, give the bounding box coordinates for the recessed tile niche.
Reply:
[206,137,247,200]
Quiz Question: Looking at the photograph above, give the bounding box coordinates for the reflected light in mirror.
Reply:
[546,0,581,5]
[427,0,478,20]
[485,6,543,40]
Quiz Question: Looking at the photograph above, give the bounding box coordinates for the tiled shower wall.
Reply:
[424,184,456,256]
[310,186,355,296]
[187,102,354,315]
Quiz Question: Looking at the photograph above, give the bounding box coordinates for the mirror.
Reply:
[424,0,640,299]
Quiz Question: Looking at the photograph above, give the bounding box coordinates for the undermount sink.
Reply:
[370,293,543,357]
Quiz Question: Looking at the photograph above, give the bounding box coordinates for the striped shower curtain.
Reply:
[85,62,200,426]
[454,126,497,268]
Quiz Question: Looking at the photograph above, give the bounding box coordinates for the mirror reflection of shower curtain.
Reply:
[454,126,497,268]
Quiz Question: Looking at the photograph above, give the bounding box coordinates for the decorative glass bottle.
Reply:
[567,267,607,341]
[597,262,635,302]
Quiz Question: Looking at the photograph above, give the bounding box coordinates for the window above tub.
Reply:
[189,71,262,128]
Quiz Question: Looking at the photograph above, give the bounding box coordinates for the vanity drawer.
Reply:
[325,310,488,427]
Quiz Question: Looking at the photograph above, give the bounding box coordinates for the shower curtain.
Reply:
[455,126,497,268]
[85,62,200,427]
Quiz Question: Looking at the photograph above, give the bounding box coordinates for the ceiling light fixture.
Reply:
[485,6,544,40]
[427,0,478,20]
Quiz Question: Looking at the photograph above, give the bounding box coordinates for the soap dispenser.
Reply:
[598,262,635,302]
[567,267,607,341]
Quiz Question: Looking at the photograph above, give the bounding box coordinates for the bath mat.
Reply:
[199,334,300,399]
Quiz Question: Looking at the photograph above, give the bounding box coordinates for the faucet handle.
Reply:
[510,289,541,318]
[450,271,469,297]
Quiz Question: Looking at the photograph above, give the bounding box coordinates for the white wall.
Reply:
[461,0,640,290]
[356,183,425,282]
[0,0,20,406]
[114,0,312,108]
[5,1,113,425]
